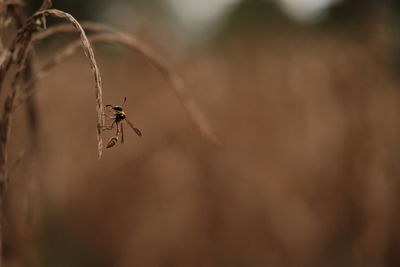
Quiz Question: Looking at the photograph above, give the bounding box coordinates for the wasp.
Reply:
[103,97,142,148]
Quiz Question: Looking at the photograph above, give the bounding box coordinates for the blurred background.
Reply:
[4,0,400,266]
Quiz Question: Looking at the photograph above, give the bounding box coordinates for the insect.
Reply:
[103,97,142,148]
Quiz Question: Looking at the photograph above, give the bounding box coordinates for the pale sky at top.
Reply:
[166,0,340,31]
[278,0,340,22]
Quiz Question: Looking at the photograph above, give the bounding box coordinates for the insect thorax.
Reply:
[115,112,126,123]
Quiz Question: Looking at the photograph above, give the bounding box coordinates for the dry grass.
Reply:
[2,1,399,266]
[33,9,105,159]
[0,1,213,265]
[30,22,218,144]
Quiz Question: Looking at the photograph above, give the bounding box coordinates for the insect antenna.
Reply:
[121,97,127,107]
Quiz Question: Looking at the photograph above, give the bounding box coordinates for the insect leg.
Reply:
[115,122,121,140]
[106,122,120,148]
[121,122,124,144]
[101,120,116,131]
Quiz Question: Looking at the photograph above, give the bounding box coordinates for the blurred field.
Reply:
[4,0,400,266]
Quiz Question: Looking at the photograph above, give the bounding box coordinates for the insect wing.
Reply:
[125,117,142,137]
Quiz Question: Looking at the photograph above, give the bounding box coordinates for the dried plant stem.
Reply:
[0,0,49,93]
[29,9,105,158]
[0,88,16,266]
[9,0,41,144]
[0,44,16,93]
[14,35,90,108]
[0,0,52,186]
[0,18,38,267]
[0,1,37,213]
[32,23,218,143]
[0,6,103,263]
[1,8,104,196]
[0,2,49,264]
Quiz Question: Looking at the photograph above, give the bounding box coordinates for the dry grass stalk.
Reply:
[1,7,104,193]
[0,0,215,265]
[7,0,40,139]
[0,1,47,195]
[0,1,47,264]
[0,0,49,93]
[31,9,105,158]
[0,2,106,263]
[14,34,103,109]
[31,22,219,144]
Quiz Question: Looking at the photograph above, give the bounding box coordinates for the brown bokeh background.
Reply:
[4,0,400,266]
